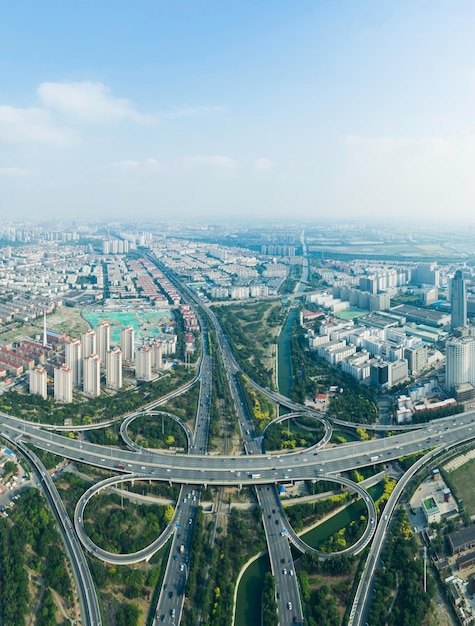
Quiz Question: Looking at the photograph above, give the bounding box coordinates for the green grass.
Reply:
[446,456,475,515]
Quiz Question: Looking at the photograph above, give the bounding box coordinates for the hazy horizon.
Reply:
[1,1,475,223]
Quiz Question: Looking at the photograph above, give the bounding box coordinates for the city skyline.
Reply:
[1,2,475,223]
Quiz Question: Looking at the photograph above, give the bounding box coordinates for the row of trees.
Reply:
[0,365,195,425]
[182,507,266,626]
[367,509,435,626]
[298,553,357,626]
[262,572,277,626]
[0,489,72,626]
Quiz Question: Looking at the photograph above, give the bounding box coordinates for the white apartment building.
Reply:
[151,343,163,370]
[154,335,177,355]
[84,353,101,398]
[96,322,111,366]
[121,325,135,362]
[136,346,152,381]
[106,347,122,390]
[65,338,82,387]
[81,328,97,359]
[29,365,47,399]
[54,364,73,403]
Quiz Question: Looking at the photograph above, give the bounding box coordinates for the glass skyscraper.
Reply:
[451,269,467,331]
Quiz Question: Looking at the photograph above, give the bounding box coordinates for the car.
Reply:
[168,591,173,599]
[289,569,294,576]
[166,468,171,472]
[287,601,292,610]
[293,617,298,623]
[282,568,287,574]
[188,518,192,525]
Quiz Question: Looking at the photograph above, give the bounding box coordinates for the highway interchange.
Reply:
[2,251,475,625]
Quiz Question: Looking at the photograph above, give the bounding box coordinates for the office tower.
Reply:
[451,269,467,331]
[446,336,475,389]
[96,321,111,366]
[121,325,135,362]
[135,346,152,381]
[81,328,97,359]
[29,365,47,400]
[151,342,163,370]
[65,338,82,387]
[106,347,122,390]
[54,364,73,403]
[83,353,101,398]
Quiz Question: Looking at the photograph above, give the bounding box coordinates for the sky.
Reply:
[1,1,475,224]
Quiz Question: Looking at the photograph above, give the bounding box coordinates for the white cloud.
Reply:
[111,160,141,170]
[38,81,155,124]
[0,105,78,146]
[254,157,273,171]
[111,158,166,172]
[183,155,237,170]
[110,155,237,173]
[0,167,31,176]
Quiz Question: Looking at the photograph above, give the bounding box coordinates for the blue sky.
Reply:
[1,1,475,223]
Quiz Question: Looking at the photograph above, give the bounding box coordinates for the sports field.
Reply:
[334,308,367,321]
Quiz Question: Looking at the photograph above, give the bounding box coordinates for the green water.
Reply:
[300,500,365,547]
[82,309,173,343]
[234,554,270,626]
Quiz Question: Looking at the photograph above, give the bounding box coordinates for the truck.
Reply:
[370,456,379,462]
[249,473,261,479]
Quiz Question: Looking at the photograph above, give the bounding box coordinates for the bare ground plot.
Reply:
[0,306,89,342]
